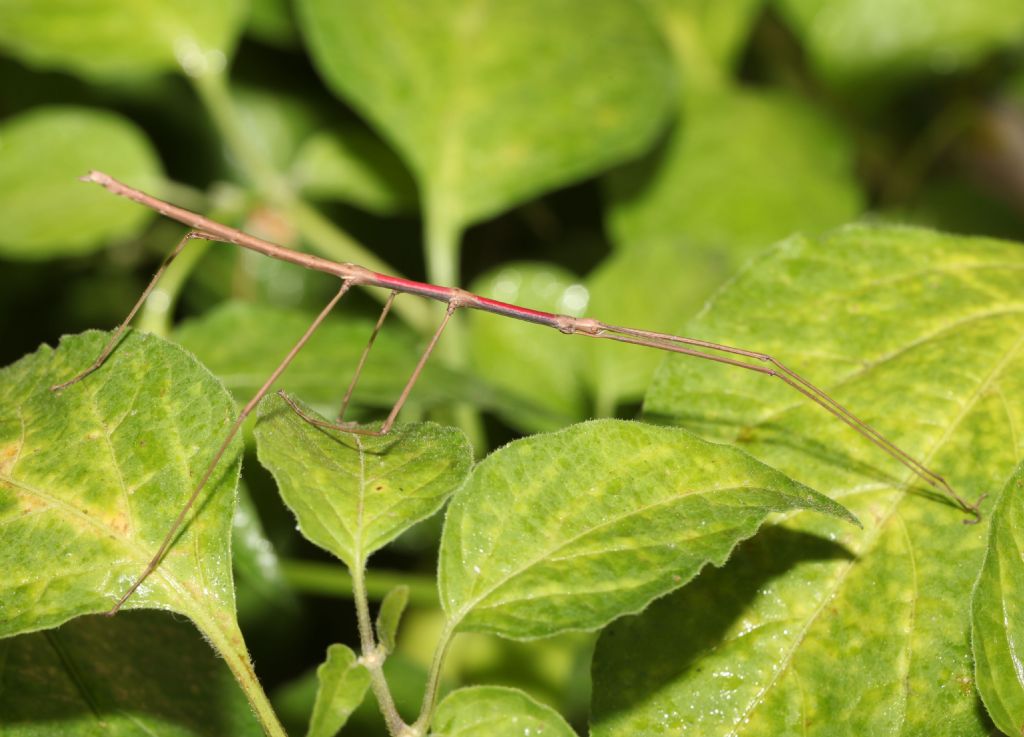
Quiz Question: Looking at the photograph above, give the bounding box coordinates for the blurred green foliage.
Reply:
[3,0,1024,735]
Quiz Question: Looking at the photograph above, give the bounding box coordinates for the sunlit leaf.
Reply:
[972,461,1024,735]
[307,644,370,737]
[297,0,674,232]
[439,419,856,639]
[0,330,240,634]
[0,612,262,736]
[0,0,247,80]
[254,393,473,569]
[430,686,575,737]
[0,106,161,259]
[592,225,1024,735]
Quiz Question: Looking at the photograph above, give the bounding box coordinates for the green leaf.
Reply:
[0,330,240,634]
[776,0,1024,91]
[467,263,589,432]
[254,393,473,569]
[439,419,856,639]
[582,243,720,414]
[292,127,418,215]
[307,644,370,737]
[297,0,674,231]
[172,301,444,412]
[592,225,1024,736]
[248,0,299,48]
[605,86,862,257]
[232,480,298,624]
[0,0,247,80]
[640,0,763,84]
[0,612,263,736]
[973,461,1024,735]
[376,585,409,653]
[430,686,575,737]
[234,84,323,172]
[0,106,162,259]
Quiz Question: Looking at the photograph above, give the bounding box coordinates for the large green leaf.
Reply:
[254,393,473,569]
[605,86,862,257]
[307,644,370,737]
[0,106,161,259]
[297,0,674,232]
[439,419,856,639]
[429,686,575,737]
[0,330,240,634]
[776,0,1024,91]
[0,0,247,80]
[467,263,589,432]
[0,612,262,736]
[592,225,1024,735]
[972,461,1024,735]
[173,301,446,413]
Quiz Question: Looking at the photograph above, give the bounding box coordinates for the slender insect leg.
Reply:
[336,290,398,422]
[107,280,353,615]
[590,324,984,522]
[280,300,459,437]
[51,230,221,392]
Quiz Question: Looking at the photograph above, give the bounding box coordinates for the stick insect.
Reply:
[52,171,985,614]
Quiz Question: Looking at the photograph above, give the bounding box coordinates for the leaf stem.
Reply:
[189,67,432,333]
[412,617,458,734]
[352,562,409,736]
[190,607,288,737]
[424,201,484,448]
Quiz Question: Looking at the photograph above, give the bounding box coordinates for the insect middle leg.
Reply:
[279,299,459,437]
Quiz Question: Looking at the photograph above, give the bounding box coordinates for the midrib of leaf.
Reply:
[728,323,1024,730]
[0,473,192,605]
[354,435,368,567]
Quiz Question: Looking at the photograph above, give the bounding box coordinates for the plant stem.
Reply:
[280,559,437,605]
[424,200,484,449]
[351,562,409,736]
[412,618,458,734]
[190,606,287,737]
[284,199,432,332]
[189,67,432,333]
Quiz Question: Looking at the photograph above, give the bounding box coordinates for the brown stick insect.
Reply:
[51,171,986,615]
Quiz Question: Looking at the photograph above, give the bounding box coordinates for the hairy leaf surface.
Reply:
[307,644,370,737]
[430,686,575,737]
[439,419,856,639]
[0,612,262,736]
[973,461,1024,735]
[0,330,240,636]
[0,0,246,80]
[254,394,473,569]
[297,0,673,231]
[593,225,1024,735]
[0,107,160,259]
